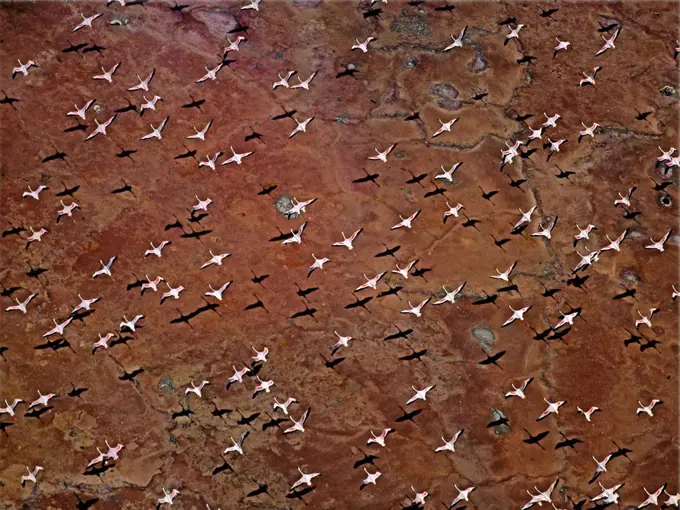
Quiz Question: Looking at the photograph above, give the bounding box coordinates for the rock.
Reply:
[660,85,677,97]
[470,50,488,73]
[431,82,459,100]
[598,16,620,29]
[489,408,511,434]
[158,375,174,393]
[619,268,639,284]
[472,326,495,351]
[404,57,419,69]
[437,99,463,111]
[275,196,298,218]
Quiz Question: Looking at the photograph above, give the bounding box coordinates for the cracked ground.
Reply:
[0,1,678,509]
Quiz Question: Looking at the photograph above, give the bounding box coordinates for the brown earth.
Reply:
[0,1,678,509]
